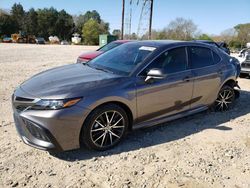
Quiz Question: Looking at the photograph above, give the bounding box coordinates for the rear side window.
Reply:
[141,47,188,75]
[189,46,214,69]
[212,51,221,64]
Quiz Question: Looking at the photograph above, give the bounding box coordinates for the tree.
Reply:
[75,10,102,34]
[0,12,16,37]
[23,8,38,35]
[11,3,25,32]
[197,34,212,41]
[112,29,121,39]
[234,23,250,48]
[82,19,104,45]
[220,28,236,44]
[55,10,74,40]
[166,17,198,40]
[36,8,58,38]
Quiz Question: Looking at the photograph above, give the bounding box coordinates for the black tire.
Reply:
[213,85,235,112]
[81,104,129,151]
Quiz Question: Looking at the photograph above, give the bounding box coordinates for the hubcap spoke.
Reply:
[109,132,113,145]
[95,120,105,128]
[91,127,105,132]
[101,132,107,147]
[94,132,106,143]
[112,117,123,127]
[109,130,121,138]
[105,112,110,124]
[110,112,116,124]
[111,125,125,129]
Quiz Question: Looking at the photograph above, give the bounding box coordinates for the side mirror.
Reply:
[145,69,165,83]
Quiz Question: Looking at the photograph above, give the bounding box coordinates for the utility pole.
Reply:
[121,0,125,39]
[148,0,154,39]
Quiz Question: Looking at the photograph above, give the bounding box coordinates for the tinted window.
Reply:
[189,47,214,69]
[141,47,187,75]
[212,51,221,64]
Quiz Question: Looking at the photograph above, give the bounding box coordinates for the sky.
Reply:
[0,0,249,35]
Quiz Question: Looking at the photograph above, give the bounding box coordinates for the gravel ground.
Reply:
[0,43,250,188]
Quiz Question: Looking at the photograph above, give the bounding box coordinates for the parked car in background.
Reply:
[35,37,45,44]
[2,37,12,43]
[239,49,250,77]
[76,40,131,63]
[12,40,240,152]
[61,40,70,45]
[194,40,230,55]
[239,48,250,58]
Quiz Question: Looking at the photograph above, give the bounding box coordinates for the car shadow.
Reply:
[52,89,250,161]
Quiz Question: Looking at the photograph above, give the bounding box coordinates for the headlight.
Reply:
[31,98,82,110]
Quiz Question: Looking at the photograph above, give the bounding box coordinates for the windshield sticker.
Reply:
[139,46,156,52]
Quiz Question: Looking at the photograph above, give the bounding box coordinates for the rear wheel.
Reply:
[81,104,128,150]
[214,85,235,111]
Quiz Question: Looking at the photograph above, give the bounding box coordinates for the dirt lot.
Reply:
[0,43,250,188]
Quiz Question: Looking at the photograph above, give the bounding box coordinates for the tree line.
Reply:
[0,3,109,44]
[145,18,250,49]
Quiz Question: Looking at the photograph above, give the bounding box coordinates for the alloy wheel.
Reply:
[215,88,234,111]
[90,110,125,148]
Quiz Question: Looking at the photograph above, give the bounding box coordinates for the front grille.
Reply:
[23,119,51,142]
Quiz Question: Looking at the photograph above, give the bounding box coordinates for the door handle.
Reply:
[183,76,192,82]
[217,69,223,75]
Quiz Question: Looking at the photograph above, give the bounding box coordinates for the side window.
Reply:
[141,47,187,75]
[212,51,221,64]
[189,46,214,69]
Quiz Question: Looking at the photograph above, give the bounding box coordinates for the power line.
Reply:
[121,0,154,40]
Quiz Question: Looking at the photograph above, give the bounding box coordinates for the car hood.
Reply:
[78,51,103,60]
[20,63,120,99]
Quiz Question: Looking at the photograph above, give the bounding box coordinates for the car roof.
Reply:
[114,40,133,43]
[126,40,214,49]
[193,40,215,44]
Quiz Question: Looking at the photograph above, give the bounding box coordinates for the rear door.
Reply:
[188,46,223,108]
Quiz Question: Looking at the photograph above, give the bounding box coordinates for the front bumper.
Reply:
[12,99,91,152]
[13,113,62,151]
[12,89,90,151]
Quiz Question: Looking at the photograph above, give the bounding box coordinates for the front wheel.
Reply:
[81,104,129,150]
[213,85,235,111]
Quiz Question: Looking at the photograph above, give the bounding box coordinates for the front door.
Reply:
[135,47,194,124]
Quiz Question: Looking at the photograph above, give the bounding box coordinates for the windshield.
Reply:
[98,42,122,52]
[89,43,156,75]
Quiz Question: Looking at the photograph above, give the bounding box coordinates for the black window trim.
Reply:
[137,46,190,77]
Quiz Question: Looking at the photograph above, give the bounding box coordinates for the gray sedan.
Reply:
[12,40,240,151]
